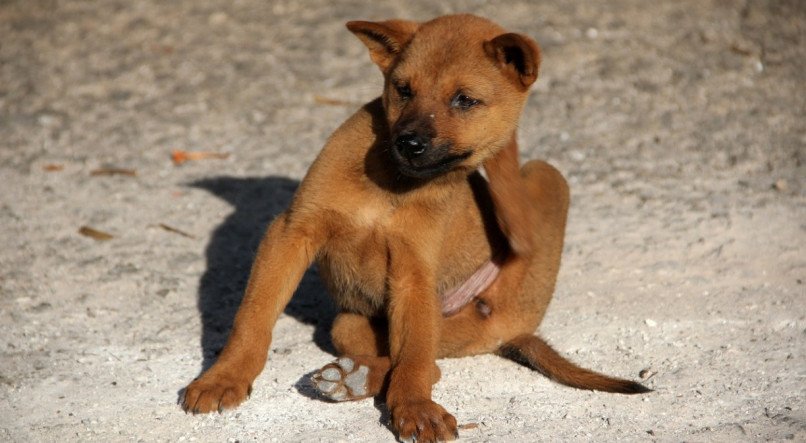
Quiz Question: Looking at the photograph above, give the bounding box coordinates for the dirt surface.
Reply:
[1,0,804,441]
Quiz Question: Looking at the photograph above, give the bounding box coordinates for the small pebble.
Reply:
[639,368,656,379]
[570,150,586,162]
[773,179,788,192]
[208,12,228,26]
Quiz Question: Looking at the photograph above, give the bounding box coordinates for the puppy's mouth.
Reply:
[391,147,473,179]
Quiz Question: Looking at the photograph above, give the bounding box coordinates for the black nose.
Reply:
[394,132,429,159]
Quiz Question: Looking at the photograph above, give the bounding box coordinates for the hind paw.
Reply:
[312,356,372,401]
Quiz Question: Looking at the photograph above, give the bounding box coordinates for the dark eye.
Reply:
[395,83,413,100]
[451,93,480,110]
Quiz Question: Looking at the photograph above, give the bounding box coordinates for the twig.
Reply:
[313,95,360,106]
[90,168,137,177]
[156,223,196,239]
[78,226,114,241]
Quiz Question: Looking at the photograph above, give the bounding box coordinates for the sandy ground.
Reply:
[1,0,804,441]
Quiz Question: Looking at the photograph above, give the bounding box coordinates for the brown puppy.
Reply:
[182,14,649,442]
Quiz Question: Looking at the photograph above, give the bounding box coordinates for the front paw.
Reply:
[181,372,252,414]
[392,400,458,442]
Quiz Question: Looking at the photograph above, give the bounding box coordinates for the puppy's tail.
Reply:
[496,334,651,394]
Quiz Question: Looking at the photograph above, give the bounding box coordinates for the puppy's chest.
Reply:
[316,204,397,311]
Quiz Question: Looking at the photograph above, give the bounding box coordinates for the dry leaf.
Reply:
[729,43,753,56]
[43,164,64,172]
[458,423,479,430]
[171,150,230,165]
[78,226,114,241]
[150,43,175,55]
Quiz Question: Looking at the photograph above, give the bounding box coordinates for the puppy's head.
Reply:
[347,14,540,179]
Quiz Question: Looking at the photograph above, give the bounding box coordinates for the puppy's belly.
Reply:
[317,247,496,319]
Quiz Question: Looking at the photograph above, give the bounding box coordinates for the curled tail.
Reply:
[497,334,651,394]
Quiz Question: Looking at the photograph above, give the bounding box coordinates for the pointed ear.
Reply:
[483,33,541,88]
[346,20,419,71]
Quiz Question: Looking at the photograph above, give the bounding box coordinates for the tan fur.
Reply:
[182,14,647,442]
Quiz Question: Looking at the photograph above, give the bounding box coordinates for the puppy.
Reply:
[182,14,649,442]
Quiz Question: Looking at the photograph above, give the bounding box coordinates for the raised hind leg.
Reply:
[438,158,570,358]
[439,159,648,393]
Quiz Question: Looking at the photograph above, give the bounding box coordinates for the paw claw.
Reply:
[392,400,457,442]
[181,372,250,414]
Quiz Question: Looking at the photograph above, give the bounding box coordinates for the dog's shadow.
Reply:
[189,176,337,373]
[293,370,394,433]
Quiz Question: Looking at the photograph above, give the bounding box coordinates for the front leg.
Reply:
[386,239,458,442]
[182,212,323,413]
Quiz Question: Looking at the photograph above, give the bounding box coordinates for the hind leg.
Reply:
[515,159,570,326]
[312,313,390,401]
[312,312,440,401]
[441,161,647,393]
[439,159,570,358]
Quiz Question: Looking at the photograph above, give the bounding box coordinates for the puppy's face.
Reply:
[348,14,541,179]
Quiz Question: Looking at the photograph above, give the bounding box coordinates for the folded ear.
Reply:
[483,33,541,88]
[346,20,419,72]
